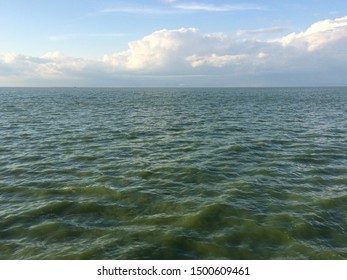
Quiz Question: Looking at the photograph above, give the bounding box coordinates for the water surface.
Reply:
[0,87,346,259]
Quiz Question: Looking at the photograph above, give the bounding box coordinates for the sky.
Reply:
[1,0,347,87]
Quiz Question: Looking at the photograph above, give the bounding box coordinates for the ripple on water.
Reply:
[0,87,346,259]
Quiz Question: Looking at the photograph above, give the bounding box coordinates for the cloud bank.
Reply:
[1,16,347,86]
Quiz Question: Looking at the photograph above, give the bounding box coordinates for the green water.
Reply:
[0,87,346,259]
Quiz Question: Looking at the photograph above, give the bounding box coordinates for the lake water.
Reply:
[0,87,346,259]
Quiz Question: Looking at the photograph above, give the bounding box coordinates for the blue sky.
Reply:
[1,0,347,86]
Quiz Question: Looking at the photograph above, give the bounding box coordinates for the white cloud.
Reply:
[2,53,19,64]
[0,53,47,76]
[280,15,347,51]
[102,28,236,72]
[0,51,97,81]
[1,15,347,86]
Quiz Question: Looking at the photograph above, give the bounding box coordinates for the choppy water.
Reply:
[0,87,346,259]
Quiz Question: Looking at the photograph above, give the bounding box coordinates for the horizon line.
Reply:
[1,86,347,89]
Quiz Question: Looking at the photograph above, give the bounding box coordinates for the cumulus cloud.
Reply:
[100,15,347,78]
[280,16,347,51]
[0,53,47,77]
[102,28,190,70]
[102,28,236,72]
[1,15,347,86]
[0,51,101,84]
